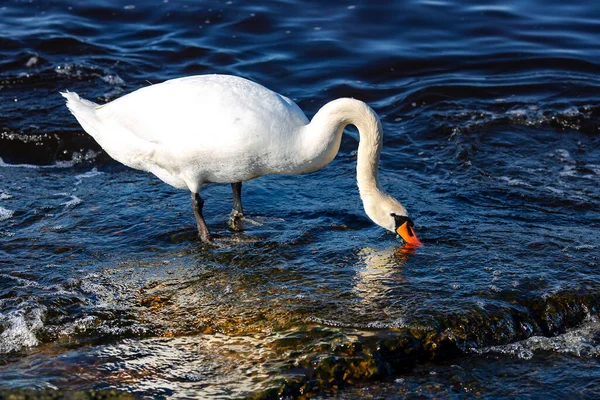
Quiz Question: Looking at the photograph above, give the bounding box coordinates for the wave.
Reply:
[0,150,101,169]
[1,68,598,167]
[479,316,600,359]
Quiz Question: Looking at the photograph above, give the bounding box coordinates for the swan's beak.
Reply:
[397,222,422,246]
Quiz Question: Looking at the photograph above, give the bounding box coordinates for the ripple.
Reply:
[1,0,600,397]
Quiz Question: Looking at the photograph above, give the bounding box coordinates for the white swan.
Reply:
[62,74,421,245]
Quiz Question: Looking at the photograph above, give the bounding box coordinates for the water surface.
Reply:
[1,0,600,398]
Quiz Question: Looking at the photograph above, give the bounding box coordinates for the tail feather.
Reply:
[61,91,101,137]
[60,91,169,174]
[60,91,99,108]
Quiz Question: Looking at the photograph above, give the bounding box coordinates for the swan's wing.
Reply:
[95,75,309,150]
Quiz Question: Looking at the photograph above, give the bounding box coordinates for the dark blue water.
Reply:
[1,0,600,398]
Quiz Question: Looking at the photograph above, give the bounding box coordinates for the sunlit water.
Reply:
[1,0,600,398]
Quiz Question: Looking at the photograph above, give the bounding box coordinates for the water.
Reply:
[1,0,600,397]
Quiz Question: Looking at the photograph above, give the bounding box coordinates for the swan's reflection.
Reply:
[352,244,416,321]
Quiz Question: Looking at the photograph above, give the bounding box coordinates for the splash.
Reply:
[0,308,45,353]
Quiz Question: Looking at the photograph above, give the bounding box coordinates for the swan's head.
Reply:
[362,193,422,246]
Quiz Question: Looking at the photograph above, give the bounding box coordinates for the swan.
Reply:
[61,74,421,246]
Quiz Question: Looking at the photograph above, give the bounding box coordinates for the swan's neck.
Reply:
[300,98,383,197]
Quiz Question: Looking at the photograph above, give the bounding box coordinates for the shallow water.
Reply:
[1,0,600,398]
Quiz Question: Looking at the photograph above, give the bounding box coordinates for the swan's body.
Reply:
[62,74,421,245]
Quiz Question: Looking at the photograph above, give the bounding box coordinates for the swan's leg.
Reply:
[192,192,212,243]
[229,182,244,231]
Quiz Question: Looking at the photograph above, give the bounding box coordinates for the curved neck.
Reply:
[301,98,383,196]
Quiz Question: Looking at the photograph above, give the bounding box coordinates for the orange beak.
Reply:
[396,221,422,246]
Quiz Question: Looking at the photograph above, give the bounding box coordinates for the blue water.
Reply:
[1,0,600,398]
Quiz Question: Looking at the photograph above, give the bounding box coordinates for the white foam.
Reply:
[0,307,45,353]
[574,244,596,251]
[0,157,77,169]
[499,176,531,187]
[479,317,600,360]
[102,74,125,86]
[59,316,99,337]
[55,64,84,78]
[75,167,103,185]
[555,149,575,163]
[448,105,593,136]
[306,316,348,327]
[559,165,577,177]
[506,109,528,118]
[0,207,14,221]
[0,274,41,288]
[25,56,39,67]
[366,319,409,329]
[0,150,99,170]
[562,106,580,117]
[61,195,82,208]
